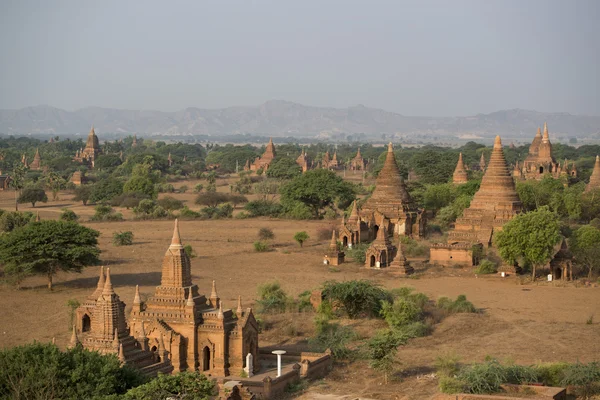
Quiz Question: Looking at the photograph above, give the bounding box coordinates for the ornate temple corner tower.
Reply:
[520,123,561,180]
[585,155,600,192]
[249,138,276,172]
[295,148,311,172]
[74,126,101,168]
[324,230,344,266]
[339,200,369,248]
[75,267,173,376]
[452,153,468,184]
[360,143,426,239]
[430,136,522,267]
[365,220,396,268]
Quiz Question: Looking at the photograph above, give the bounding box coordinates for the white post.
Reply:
[272,350,286,377]
[244,353,253,377]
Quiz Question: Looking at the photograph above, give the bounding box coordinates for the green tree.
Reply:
[570,225,600,278]
[0,342,145,399]
[294,231,309,247]
[123,164,158,198]
[94,154,123,170]
[0,220,101,290]
[367,329,402,384]
[195,192,231,207]
[90,177,124,203]
[45,171,66,201]
[495,207,561,279]
[123,371,215,400]
[280,169,355,218]
[266,157,302,180]
[18,187,48,207]
[72,184,92,205]
[0,211,34,232]
[9,164,27,211]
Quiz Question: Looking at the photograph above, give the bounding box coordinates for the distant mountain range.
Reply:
[0,100,598,140]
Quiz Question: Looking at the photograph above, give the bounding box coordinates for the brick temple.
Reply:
[430,136,522,266]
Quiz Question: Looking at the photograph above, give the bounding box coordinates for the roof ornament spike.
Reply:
[96,266,105,290]
[217,302,224,320]
[237,295,243,315]
[68,325,80,349]
[387,142,393,153]
[113,328,119,347]
[186,289,195,307]
[493,135,502,149]
[170,219,183,248]
[103,267,114,295]
[118,343,126,363]
[133,285,141,305]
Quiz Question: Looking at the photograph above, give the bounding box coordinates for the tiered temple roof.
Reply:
[452,153,468,184]
[586,155,600,192]
[30,148,42,170]
[249,138,276,171]
[350,147,366,170]
[448,136,522,245]
[361,143,415,219]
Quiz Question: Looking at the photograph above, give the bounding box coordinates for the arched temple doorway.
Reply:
[370,255,376,268]
[202,346,211,371]
[82,314,91,332]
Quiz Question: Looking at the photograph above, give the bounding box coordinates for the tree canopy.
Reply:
[495,207,561,279]
[265,156,302,180]
[0,342,145,400]
[280,169,355,218]
[0,220,101,289]
[569,225,600,278]
[17,187,48,207]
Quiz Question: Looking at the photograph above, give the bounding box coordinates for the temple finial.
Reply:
[536,127,541,137]
[237,295,243,315]
[170,219,182,248]
[139,321,146,338]
[493,135,502,149]
[133,285,141,304]
[186,289,195,307]
[217,302,224,319]
[113,328,119,347]
[97,266,105,289]
[387,142,393,152]
[118,343,126,363]
[68,325,80,349]
[102,267,114,295]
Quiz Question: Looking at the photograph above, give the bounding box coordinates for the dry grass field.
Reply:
[0,180,598,399]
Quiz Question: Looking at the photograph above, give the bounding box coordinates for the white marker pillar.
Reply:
[271,350,286,377]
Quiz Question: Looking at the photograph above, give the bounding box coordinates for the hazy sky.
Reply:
[0,0,598,116]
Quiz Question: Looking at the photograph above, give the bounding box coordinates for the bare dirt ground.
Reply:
[0,182,598,400]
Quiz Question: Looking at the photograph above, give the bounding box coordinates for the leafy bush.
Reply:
[294,231,309,247]
[123,371,215,400]
[437,295,477,314]
[321,280,390,319]
[345,243,369,263]
[18,187,48,207]
[399,236,429,257]
[459,359,507,394]
[560,362,600,399]
[91,204,124,221]
[309,318,357,359]
[110,192,150,209]
[253,241,270,252]
[156,183,175,193]
[439,376,465,394]
[0,211,34,232]
[436,352,461,377]
[184,244,197,258]
[380,299,422,329]
[195,192,231,207]
[0,342,145,399]
[256,282,287,313]
[201,203,233,219]
[475,259,498,274]
[59,208,79,221]
[113,231,134,246]
[193,183,204,193]
[258,227,275,241]
[244,200,283,217]
[178,206,202,220]
[133,199,169,220]
[178,185,188,193]
[157,196,184,211]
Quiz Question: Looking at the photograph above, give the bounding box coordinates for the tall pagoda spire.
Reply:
[90,266,105,299]
[68,325,80,349]
[453,153,468,184]
[479,153,486,171]
[347,200,360,226]
[586,155,600,192]
[160,219,192,288]
[361,142,414,218]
